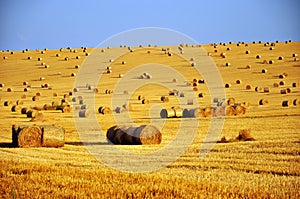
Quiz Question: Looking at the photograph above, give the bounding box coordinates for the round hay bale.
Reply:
[292,53,298,57]
[204,107,213,117]
[183,108,201,118]
[187,99,193,105]
[23,88,29,92]
[213,106,225,117]
[21,94,26,98]
[279,81,285,86]
[246,65,251,69]
[4,101,12,106]
[21,107,28,114]
[7,88,13,92]
[263,87,270,93]
[71,97,76,102]
[293,99,300,106]
[262,69,267,73]
[283,72,288,77]
[282,100,292,107]
[17,126,42,147]
[234,105,246,115]
[269,60,274,64]
[119,74,124,78]
[193,82,198,87]
[138,95,145,100]
[56,53,60,57]
[16,100,24,105]
[227,47,231,51]
[73,88,79,92]
[28,56,32,60]
[269,47,274,50]
[26,110,39,118]
[44,65,50,69]
[39,77,45,81]
[279,74,285,79]
[115,107,125,113]
[259,99,269,105]
[273,83,279,87]
[142,99,149,104]
[225,106,236,116]
[38,57,42,61]
[172,78,177,83]
[160,108,175,118]
[236,79,242,84]
[11,105,22,112]
[161,96,169,102]
[225,83,231,88]
[32,96,39,101]
[64,57,69,61]
[255,87,263,92]
[123,90,128,95]
[109,59,114,62]
[245,50,250,54]
[75,65,80,69]
[53,92,58,97]
[192,78,198,83]
[292,82,298,87]
[85,53,90,56]
[256,55,261,59]
[286,88,291,93]
[40,125,65,147]
[198,79,205,84]
[0,83,4,87]
[193,87,198,91]
[71,73,76,77]
[227,98,235,105]
[225,62,231,67]
[79,109,90,118]
[23,81,29,86]
[169,90,179,96]
[236,129,254,141]
[173,107,183,117]
[121,61,126,64]
[278,56,284,60]
[280,89,287,94]
[198,93,204,98]
[191,62,196,66]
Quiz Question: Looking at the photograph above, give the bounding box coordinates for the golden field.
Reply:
[0,41,299,198]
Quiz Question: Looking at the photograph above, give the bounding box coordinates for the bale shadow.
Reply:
[0,142,14,148]
[65,141,110,146]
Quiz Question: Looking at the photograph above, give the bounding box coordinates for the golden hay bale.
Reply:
[16,100,25,105]
[39,77,45,81]
[191,62,196,66]
[98,106,112,115]
[269,47,274,50]
[204,107,213,117]
[105,89,113,94]
[263,87,270,93]
[30,112,45,122]
[76,56,80,59]
[17,126,43,147]
[26,110,39,118]
[11,105,22,112]
[32,96,39,101]
[142,99,149,104]
[245,50,250,54]
[225,62,231,67]
[38,57,42,61]
[75,65,80,69]
[286,88,291,93]
[234,105,246,115]
[225,106,236,116]
[40,125,65,147]
[226,47,231,51]
[214,106,225,117]
[255,86,263,92]
[4,101,12,106]
[121,61,126,64]
[293,99,300,106]
[246,65,251,69]
[56,53,60,57]
[259,99,269,105]
[71,73,76,77]
[161,96,169,102]
[137,95,145,100]
[160,108,175,118]
[64,57,69,61]
[273,83,279,87]
[245,85,252,90]
[119,74,124,78]
[236,129,254,141]
[282,100,292,107]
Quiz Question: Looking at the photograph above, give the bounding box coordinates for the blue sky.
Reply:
[0,0,299,50]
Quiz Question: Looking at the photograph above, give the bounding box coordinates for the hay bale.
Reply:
[213,106,225,117]
[40,125,64,147]
[278,56,284,60]
[255,87,263,92]
[11,105,22,112]
[198,79,205,84]
[225,62,231,67]
[245,85,252,90]
[280,89,287,94]
[21,107,28,114]
[183,108,201,118]
[26,110,39,118]
[142,99,149,104]
[21,94,27,98]
[259,99,269,105]
[79,109,90,118]
[0,83,4,87]
[191,62,196,66]
[32,96,39,101]
[269,60,274,64]
[256,55,261,59]
[279,74,285,79]
[292,53,298,57]
[234,105,246,115]
[7,88,13,92]
[38,57,42,61]
[246,65,251,69]
[17,126,43,147]
[282,100,292,107]
[64,57,69,61]
[245,50,250,54]
[204,107,213,117]
[198,93,204,98]
[227,98,235,105]
[4,101,12,106]
[293,99,300,106]
[71,73,76,77]
[279,81,285,86]
[161,96,169,102]
[138,95,145,100]
[187,99,193,105]
[160,108,175,118]
[262,69,267,73]
[119,74,124,78]
[273,83,279,87]
[263,87,270,93]
[121,61,126,64]
[106,125,162,145]
[225,83,231,88]
[225,106,236,116]
[236,129,254,141]
[286,88,291,93]
[75,65,80,69]
[28,56,32,60]
[56,53,60,57]
[236,79,242,84]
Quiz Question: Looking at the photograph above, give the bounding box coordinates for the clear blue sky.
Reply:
[0,0,299,50]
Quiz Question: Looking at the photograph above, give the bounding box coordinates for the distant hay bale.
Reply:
[263,87,270,93]
[192,82,198,87]
[225,62,231,67]
[121,61,126,64]
[256,55,261,59]
[193,87,198,91]
[0,83,4,87]
[32,96,39,101]
[292,82,298,87]
[214,49,218,53]
[234,105,246,115]
[38,57,42,61]
[286,88,291,93]
[269,47,274,50]
[16,100,24,105]
[282,100,292,107]
[225,106,236,116]
[4,101,12,106]
[21,107,28,114]
[191,62,196,66]
[204,107,213,117]
[76,56,80,59]
[213,106,225,117]
[138,95,145,100]
[123,90,128,95]
[169,90,179,96]
[292,53,298,57]
[225,83,231,88]
[75,65,80,69]
[172,78,177,83]
[85,53,90,56]
[293,99,300,106]
[26,110,39,118]
[198,79,205,84]
[190,57,195,61]
[280,89,287,94]
[7,88,13,92]
[183,108,201,118]
[245,50,250,54]
[255,86,263,92]
[283,72,288,77]
[11,105,22,112]
[3,56,8,59]
[53,92,58,97]
[142,99,149,104]
[262,60,268,64]
[23,81,29,86]
[279,74,285,79]
[259,99,269,105]
[187,99,194,105]
[105,89,113,94]
[56,53,60,57]
[23,88,29,92]
[246,65,251,69]
[279,81,285,86]
[21,94,26,98]
[262,69,267,73]
[79,109,90,118]
[269,60,274,64]
[227,98,235,105]
[236,79,242,84]
[273,83,279,87]
[39,77,45,81]
[71,73,76,77]
[198,93,204,98]
[278,56,284,60]
[64,57,69,61]
[161,96,169,102]
[17,126,42,147]
[236,129,254,141]
[28,56,32,60]
[226,47,231,51]
[93,88,99,93]
[119,74,124,78]
[98,106,112,115]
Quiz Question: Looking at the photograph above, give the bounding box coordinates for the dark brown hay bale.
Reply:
[280,89,287,94]
[192,78,198,83]
[11,105,22,112]
[259,99,269,105]
[0,83,4,87]
[4,101,12,106]
[236,79,242,84]
[269,60,274,64]
[26,110,39,118]
[262,69,267,73]
[23,88,29,92]
[292,53,298,57]
[245,50,250,54]
[193,87,198,91]
[286,88,291,93]
[23,81,29,86]
[76,56,80,59]
[246,85,252,90]
[263,87,270,93]
[283,72,288,77]
[293,99,300,106]
[21,107,28,114]
[279,81,285,86]
[198,93,204,98]
[236,129,254,141]
[160,108,175,118]
[79,109,90,117]
[40,125,65,147]
[256,55,261,59]
[53,92,58,97]
[279,74,285,79]
[161,96,169,102]
[17,126,42,147]
[225,83,231,88]
[282,100,292,107]
[193,82,198,87]
[93,88,99,93]
[7,88,13,92]
[273,83,279,87]
[278,56,284,60]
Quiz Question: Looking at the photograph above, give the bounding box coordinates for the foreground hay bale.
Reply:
[12,125,42,147]
[106,125,162,145]
[40,125,65,147]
